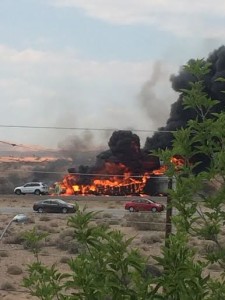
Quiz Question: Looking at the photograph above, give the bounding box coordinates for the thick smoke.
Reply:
[96,130,143,174]
[138,61,175,130]
[144,45,225,151]
[68,130,160,185]
[108,131,141,170]
[58,131,96,160]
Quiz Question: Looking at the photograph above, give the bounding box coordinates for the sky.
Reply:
[0,0,225,151]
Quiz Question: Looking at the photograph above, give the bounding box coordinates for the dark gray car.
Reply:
[33,199,76,213]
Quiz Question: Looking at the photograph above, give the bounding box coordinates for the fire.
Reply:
[57,172,149,196]
[152,155,185,175]
[171,155,185,169]
[51,156,184,196]
[152,165,167,175]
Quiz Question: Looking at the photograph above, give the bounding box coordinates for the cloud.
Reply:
[0,45,162,83]
[0,44,177,148]
[0,45,48,63]
[50,0,225,38]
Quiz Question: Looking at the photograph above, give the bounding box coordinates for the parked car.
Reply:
[14,182,49,195]
[33,198,76,214]
[124,198,164,213]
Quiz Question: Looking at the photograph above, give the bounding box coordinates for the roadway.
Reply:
[0,195,168,217]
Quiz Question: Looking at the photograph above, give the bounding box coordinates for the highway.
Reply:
[0,195,168,217]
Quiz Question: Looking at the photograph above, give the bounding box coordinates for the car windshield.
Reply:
[147,199,155,203]
[132,198,155,203]
[54,199,67,205]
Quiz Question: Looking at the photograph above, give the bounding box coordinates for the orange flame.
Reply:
[171,155,185,170]
[52,156,183,196]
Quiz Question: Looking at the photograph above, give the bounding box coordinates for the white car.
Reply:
[14,182,49,195]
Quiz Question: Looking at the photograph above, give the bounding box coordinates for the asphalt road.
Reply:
[0,206,125,216]
[0,195,168,217]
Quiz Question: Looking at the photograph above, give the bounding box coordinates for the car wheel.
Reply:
[38,207,44,213]
[62,208,67,214]
[129,207,135,212]
[15,189,21,195]
[34,189,41,195]
[151,207,157,213]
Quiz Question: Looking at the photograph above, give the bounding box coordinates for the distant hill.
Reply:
[0,147,102,194]
[0,141,102,164]
[0,150,101,165]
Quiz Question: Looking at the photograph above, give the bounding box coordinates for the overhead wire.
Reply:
[0,124,176,133]
[0,140,44,150]
[0,124,175,179]
[0,123,175,153]
[0,169,171,179]
[0,121,176,154]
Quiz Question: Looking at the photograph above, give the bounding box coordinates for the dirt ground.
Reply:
[0,194,222,299]
[0,194,167,300]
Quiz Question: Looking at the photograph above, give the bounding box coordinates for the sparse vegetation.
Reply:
[1,281,15,291]
[207,263,222,272]
[4,232,25,245]
[22,228,48,259]
[50,221,59,227]
[141,234,163,244]
[60,256,71,264]
[0,177,14,194]
[124,212,165,231]
[7,265,23,275]
[23,207,152,299]
[39,215,51,222]
[59,228,74,238]
[0,250,9,257]
[36,224,51,232]
[108,219,120,225]
[55,237,72,251]
[102,212,112,218]
[34,223,59,234]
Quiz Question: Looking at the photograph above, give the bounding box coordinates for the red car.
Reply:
[125,198,164,213]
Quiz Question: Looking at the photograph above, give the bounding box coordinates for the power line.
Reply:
[0,124,175,152]
[0,140,17,147]
[0,169,171,180]
[0,140,43,150]
[0,124,176,133]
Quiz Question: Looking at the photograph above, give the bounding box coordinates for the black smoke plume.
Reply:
[144,45,225,152]
[68,130,160,185]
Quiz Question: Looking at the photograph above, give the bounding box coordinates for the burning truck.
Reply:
[54,130,178,196]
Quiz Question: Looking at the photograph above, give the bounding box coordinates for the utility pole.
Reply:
[165,177,173,248]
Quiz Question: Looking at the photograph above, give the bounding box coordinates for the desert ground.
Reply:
[0,194,167,300]
[0,194,222,300]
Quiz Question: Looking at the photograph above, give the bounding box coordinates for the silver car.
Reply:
[14,182,49,195]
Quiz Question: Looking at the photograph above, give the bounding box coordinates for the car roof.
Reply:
[25,182,43,184]
[26,182,48,185]
[40,198,65,202]
[130,198,155,202]
[131,197,153,201]
[47,198,64,201]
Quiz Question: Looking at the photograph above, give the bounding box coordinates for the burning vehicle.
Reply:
[52,130,179,196]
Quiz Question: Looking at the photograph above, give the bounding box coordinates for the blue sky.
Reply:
[0,0,224,150]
